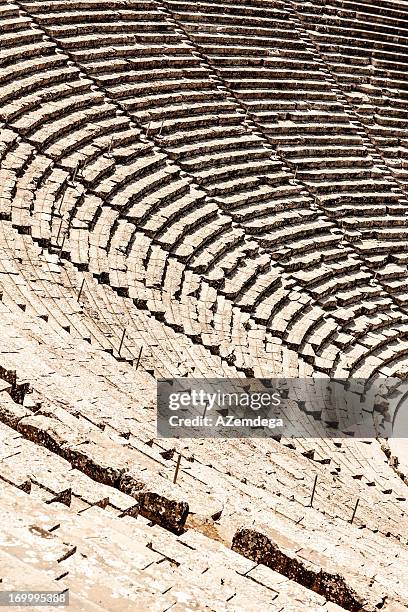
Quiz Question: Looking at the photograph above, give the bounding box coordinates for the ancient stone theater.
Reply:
[0,0,407,610]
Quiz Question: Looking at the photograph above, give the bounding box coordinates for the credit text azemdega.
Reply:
[168,415,284,429]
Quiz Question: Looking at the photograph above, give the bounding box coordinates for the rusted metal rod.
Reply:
[57,192,65,215]
[58,235,66,259]
[107,137,113,158]
[135,345,143,370]
[173,453,182,484]
[350,498,360,524]
[71,161,80,185]
[56,219,64,245]
[77,278,85,301]
[118,329,126,356]
[309,475,317,507]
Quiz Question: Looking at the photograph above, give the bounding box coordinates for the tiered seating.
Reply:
[165,0,408,289]
[2,5,404,364]
[0,297,407,573]
[1,477,342,611]
[19,0,294,211]
[0,214,243,378]
[0,4,122,165]
[0,335,408,608]
[3,0,407,383]
[292,0,408,193]
[0,0,408,608]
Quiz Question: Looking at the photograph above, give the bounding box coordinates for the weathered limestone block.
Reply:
[17,415,85,455]
[64,439,128,488]
[10,413,191,532]
[120,471,188,534]
[232,527,384,612]
[0,392,32,428]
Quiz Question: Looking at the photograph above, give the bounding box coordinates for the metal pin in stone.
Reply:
[58,235,66,260]
[71,161,80,186]
[57,192,65,215]
[173,453,182,484]
[350,498,359,524]
[309,474,317,507]
[158,119,164,138]
[56,219,64,245]
[81,157,89,175]
[77,278,85,301]
[118,329,126,356]
[135,345,143,370]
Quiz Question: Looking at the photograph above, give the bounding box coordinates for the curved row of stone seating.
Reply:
[292,0,408,194]
[0,277,406,544]
[163,0,408,289]
[4,118,408,381]
[0,105,257,374]
[0,1,408,609]
[1,448,334,612]
[103,216,408,377]
[3,278,404,540]
[0,338,407,610]
[17,0,294,209]
[4,0,408,381]
[99,182,403,371]
[0,121,241,376]
[13,0,360,281]
[0,213,242,380]
[0,133,291,378]
[16,4,322,246]
[0,113,308,378]
[0,4,150,182]
[36,126,408,380]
